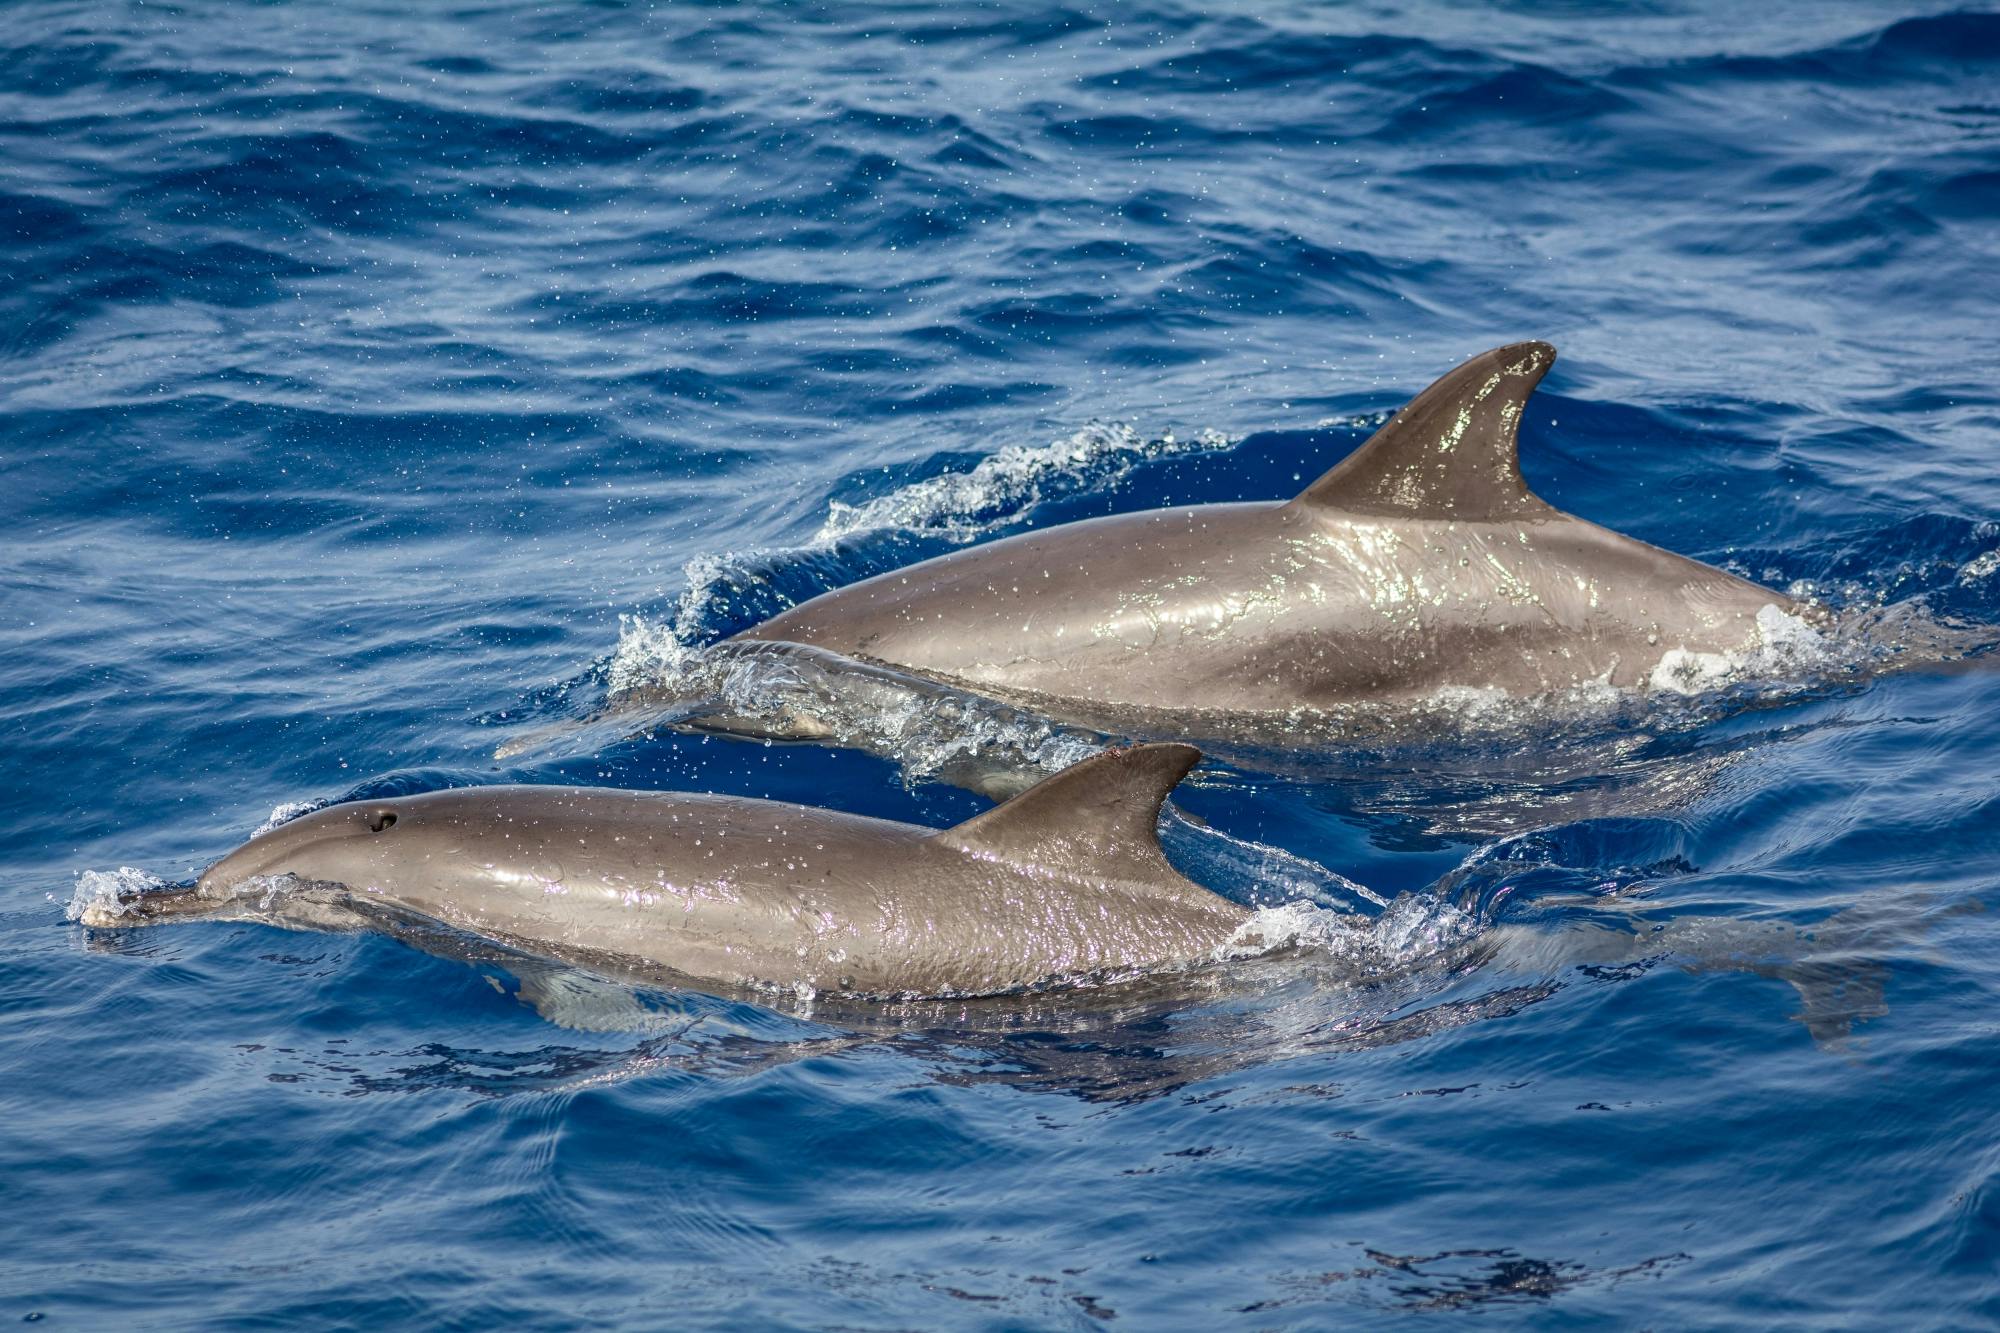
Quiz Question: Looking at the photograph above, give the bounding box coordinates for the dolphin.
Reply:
[727,342,1807,736]
[80,745,1254,998]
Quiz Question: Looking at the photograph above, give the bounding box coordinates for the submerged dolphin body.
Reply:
[730,343,1803,733]
[86,745,1252,997]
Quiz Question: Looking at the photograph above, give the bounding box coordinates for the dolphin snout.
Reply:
[79,799,404,930]
[77,883,225,928]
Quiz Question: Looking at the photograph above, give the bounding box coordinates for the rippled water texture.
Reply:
[5,2,2000,1326]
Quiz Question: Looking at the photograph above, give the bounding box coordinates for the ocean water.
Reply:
[5,0,2000,1325]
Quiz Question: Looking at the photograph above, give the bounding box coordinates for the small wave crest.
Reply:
[816,422,1233,544]
[255,799,326,837]
[1162,810,1387,912]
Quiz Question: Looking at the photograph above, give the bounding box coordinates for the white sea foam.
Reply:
[1218,892,1484,978]
[606,611,701,696]
[66,866,167,924]
[1959,548,2000,586]
[816,422,1233,544]
[1219,900,1356,957]
[1647,603,1828,696]
[255,800,326,837]
[1646,647,1739,695]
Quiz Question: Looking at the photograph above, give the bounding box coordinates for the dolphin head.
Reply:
[195,798,414,899]
[75,798,419,929]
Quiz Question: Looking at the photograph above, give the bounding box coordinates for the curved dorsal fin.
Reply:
[938,743,1200,887]
[1291,341,1556,520]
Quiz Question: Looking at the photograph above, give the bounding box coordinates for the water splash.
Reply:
[1221,892,1483,974]
[254,799,327,836]
[816,422,1234,544]
[64,867,169,924]
[1957,547,2000,587]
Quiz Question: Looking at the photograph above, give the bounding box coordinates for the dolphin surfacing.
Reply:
[86,745,1251,998]
[729,343,1805,730]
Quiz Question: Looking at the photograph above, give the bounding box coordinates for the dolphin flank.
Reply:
[730,342,1803,728]
[83,745,1250,997]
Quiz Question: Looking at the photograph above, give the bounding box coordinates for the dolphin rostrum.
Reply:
[728,343,1807,734]
[81,745,1253,997]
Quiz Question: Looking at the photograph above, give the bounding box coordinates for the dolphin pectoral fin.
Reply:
[1292,340,1557,521]
[937,742,1202,887]
[501,957,692,1034]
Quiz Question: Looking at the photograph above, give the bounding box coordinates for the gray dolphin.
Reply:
[729,342,1806,733]
[81,745,1253,997]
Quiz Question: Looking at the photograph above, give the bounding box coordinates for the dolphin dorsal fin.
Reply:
[1291,341,1556,520]
[939,744,1200,885]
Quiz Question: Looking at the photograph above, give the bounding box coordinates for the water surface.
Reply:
[4,1,1999,1325]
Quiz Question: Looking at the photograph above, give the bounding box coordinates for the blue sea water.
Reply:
[5,0,2000,1325]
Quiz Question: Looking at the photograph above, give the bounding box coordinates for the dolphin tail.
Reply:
[937,743,1203,890]
[1292,341,1556,521]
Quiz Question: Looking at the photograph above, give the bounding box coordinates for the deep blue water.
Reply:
[6,1,2000,1325]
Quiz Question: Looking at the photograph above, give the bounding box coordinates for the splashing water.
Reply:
[254,799,327,836]
[1957,547,2000,587]
[1220,893,1485,977]
[63,867,169,924]
[816,423,1235,544]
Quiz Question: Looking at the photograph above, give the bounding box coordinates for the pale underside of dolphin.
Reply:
[729,342,1801,731]
[86,745,1252,998]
